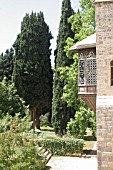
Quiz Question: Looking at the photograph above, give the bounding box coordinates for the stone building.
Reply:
[70,0,113,169]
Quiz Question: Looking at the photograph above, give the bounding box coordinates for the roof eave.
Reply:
[69,43,96,51]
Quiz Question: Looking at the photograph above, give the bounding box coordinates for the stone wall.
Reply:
[95,1,113,170]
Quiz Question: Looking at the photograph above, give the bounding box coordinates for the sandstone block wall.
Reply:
[95,1,113,170]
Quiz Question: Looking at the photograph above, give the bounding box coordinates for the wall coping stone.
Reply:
[95,0,113,2]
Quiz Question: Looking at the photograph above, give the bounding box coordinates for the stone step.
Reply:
[37,146,52,164]
[46,153,52,163]
[37,146,44,152]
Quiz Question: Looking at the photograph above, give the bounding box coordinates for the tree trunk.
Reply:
[36,108,40,129]
[29,106,37,130]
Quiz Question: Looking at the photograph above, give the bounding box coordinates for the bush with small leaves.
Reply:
[0,132,46,170]
[67,106,96,139]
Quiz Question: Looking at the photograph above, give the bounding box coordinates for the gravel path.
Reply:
[46,156,97,170]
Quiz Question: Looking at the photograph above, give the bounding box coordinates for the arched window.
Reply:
[111,61,113,86]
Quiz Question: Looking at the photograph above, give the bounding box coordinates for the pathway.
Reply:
[45,156,97,170]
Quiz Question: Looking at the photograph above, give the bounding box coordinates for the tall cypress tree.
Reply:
[0,53,4,81]
[0,48,14,82]
[13,12,53,129]
[52,0,75,135]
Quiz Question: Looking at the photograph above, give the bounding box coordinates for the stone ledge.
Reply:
[95,0,113,2]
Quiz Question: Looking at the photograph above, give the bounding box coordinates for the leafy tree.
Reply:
[0,78,26,117]
[59,0,96,138]
[13,12,53,129]
[52,0,75,136]
[72,0,95,41]
[0,48,14,82]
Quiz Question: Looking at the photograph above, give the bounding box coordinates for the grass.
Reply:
[41,126,54,131]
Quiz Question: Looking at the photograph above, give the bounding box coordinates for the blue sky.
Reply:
[0,0,79,65]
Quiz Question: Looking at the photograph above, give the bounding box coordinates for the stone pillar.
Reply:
[95,0,113,169]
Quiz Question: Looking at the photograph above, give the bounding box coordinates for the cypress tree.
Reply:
[13,12,53,129]
[0,53,4,81]
[52,0,75,135]
[0,48,14,82]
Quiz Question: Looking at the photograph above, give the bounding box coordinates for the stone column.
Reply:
[95,0,113,169]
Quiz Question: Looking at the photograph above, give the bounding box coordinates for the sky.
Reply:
[0,0,79,65]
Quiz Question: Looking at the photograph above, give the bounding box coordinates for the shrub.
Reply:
[0,132,46,170]
[9,111,32,133]
[67,107,96,139]
[37,136,84,155]
[0,113,11,133]
[0,78,27,117]
[0,111,31,133]
[40,113,51,127]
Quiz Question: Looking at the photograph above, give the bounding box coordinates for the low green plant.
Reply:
[0,131,46,170]
[37,136,84,155]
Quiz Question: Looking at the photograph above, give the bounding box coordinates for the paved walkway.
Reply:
[46,156,97,170]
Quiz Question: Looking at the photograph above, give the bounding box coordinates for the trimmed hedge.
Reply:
[37,137,84,156]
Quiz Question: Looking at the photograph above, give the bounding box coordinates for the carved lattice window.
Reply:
[79,51,96,85]
[111,61,113,86]
[79,53,85,84]
[86,52,96,85]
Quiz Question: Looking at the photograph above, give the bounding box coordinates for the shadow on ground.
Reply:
[44,166,51,170]
[84,135,96,141]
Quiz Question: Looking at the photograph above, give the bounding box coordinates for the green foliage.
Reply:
[58,0,96,138]
[89,111,96,138]
[0,113,11,133]
[13,12,53,130]
[0,48,14,82]
[0,78,26,117]
[52,0,75,136]
[37,136,84,155]
[69,0,95,41]
[0,111,31,133]
[58,53,79,108]
[59,0,95,108]
[0,132,46,170]
[67,106,96,139]
[13,12,53,112]
[9,111,32,133]
[40,113,51,127]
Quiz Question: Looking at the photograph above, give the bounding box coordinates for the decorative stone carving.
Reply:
[86,52,96,85]
[79,51,96,85]
[79,53,85,84]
